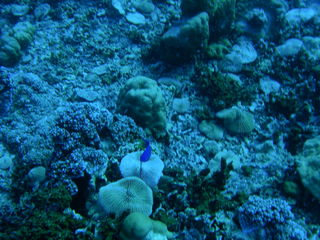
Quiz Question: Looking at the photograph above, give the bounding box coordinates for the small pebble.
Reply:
[11,4,29,16]
[34,4,51,19]
[75,88,99,102]
[0,154,13,170]
[126,12,146,25]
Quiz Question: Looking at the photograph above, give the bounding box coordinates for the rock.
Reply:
[302,36,320,61]
[199,120,224,140]
[126,12,146,25]
[298,136,320,200]
[240,8,269,40]
[203,140,221,158]
[160,12,209,63]
[259,76,281,95]
[206,41,231,59]
[157,77,183,96]
[172,98,190,113]
[92,64,108,75]
[27,166,46,188]
[208,150,240,173]
[181,0,236,37]
[132,0,155,14]
[236,0,288,41]
[0,153,13,170]
[111,0,126,15]
[230,39,257,64]
[254,140,275,153]
[10,4,29,17]
[219,53,243,73]
[276,38,303,57]
[75,88,99,102]
[285,8,316,25]
[34,3,51,19]
[301,135,320,157]
[85,73,102,84]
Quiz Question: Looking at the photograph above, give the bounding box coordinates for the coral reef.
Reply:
[49,103,112,194]
[0,0,319,239]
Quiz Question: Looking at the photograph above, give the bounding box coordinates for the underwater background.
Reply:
[0,0,320,239]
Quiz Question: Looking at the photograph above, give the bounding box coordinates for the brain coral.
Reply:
[117,76,167,138]
[98,176,153,217]
[216,106,255,134]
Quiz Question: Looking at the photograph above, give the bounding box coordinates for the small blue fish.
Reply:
[140,139,152,162]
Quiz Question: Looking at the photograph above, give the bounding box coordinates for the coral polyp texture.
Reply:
[216,106,255,134]
[117,76,167,138]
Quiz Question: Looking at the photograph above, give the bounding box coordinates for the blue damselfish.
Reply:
[140,139,151,162]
